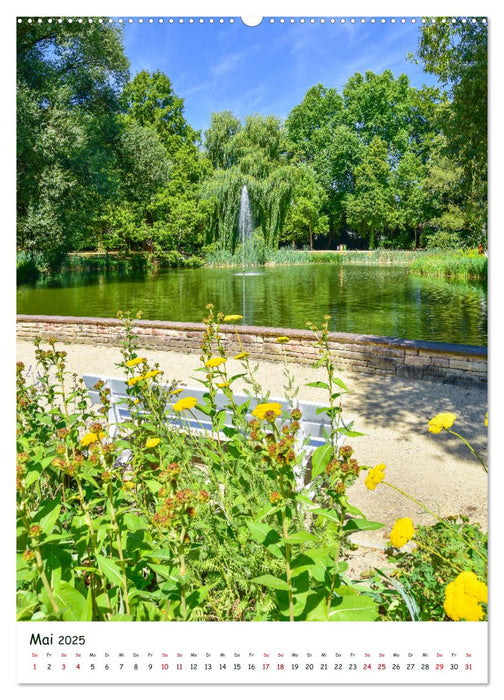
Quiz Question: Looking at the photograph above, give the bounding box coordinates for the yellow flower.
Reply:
[145,437,161,449]
[171,388,184,395]
[454,571,488,604]
[125,357,146,368]
[173,396,198,412]
[444,572,487,621]
[251,402,283,420]
[275,336,290,344]
[205,357,227,368]
[80,432,99,447]
[389,518,415,548]
[144,369,162,379]
[428,412,457,434]
[485,412,488,427]
[217,382,230,388]
[223,314,243,323]
[127,376,144,386]
[364,463,386,490]
[234,352,250,360]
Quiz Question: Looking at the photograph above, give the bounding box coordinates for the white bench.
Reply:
[82,374,348,470]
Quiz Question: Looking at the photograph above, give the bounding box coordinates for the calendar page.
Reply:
[13,0,493,692]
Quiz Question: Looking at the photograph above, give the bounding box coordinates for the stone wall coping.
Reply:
[16,314,487,358]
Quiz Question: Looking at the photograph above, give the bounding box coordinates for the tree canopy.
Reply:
[17,19,488,270]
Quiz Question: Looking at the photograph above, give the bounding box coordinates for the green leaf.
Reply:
[306,381,330,390]
[311,508,341,524]
[332,377,349,391]
[149,563,179,581]
[338,427,365,437]
[253,504,283,521]
[246,521,284,559]
[289,553,317,577]
[145,479,162,494]
[216,409,227,431]
[79,472,101,489]
[25,464,42,488]
[281,531,318,544]
[343,518,384,533]
[53,583,87,622]
[146,549,175,561]
[95,553,124,589]
[344,502,367,518]
[46,551,62,591]
[16,591,39,621]
[186,585,212,609]
[229,373,247,383]
[34,498,61,535]
[310,443,332,479]
[82,589,94,622]
[328,587,379,621]
[251,574,290,591]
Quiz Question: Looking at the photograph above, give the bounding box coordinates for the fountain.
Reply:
[234,185,262,277]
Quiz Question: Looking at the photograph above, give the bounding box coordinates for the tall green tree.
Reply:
[345,136,396,247]
[415,19,487,244]
[120,70,199,152]
[17,19,129,269]
[343,70,415,154]
[104,70,210,255]
[282,166,328,249]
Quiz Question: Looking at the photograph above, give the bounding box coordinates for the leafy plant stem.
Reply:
[447,430,487,472]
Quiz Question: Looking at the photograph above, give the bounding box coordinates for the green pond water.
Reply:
[17,264,488,346]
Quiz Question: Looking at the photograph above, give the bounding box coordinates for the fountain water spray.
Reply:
[239,185,253,274]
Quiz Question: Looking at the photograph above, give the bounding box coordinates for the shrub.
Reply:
[16,313,488,622]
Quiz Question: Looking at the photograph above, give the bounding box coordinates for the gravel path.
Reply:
[17,338,488,576]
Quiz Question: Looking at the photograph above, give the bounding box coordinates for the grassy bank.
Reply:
[17,250,205,283]
[18,247,488,284]
[409,250,487,280]
[204,247,421,268]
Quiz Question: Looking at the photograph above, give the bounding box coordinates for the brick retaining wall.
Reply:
[16,315,487,385]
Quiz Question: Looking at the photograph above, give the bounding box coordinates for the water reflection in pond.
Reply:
[17,264,487,346]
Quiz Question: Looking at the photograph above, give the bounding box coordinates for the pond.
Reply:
[17,264,488,346]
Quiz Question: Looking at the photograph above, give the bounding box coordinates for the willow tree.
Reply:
[202,113,296,250]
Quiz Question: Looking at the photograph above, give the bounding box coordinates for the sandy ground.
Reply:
[17,338,488,576]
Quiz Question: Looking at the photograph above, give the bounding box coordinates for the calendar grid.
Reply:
[17,621,488,684]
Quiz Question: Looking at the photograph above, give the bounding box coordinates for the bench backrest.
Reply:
[83,374,341,449]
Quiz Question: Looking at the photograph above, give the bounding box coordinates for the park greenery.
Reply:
[16,311,487,621]
[17,18,487,274]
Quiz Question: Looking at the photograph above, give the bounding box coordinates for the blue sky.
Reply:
[121,17,441,135]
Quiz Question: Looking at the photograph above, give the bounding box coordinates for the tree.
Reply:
[345,136,395,247]
[17,18,129,269]
[282,166,328,249]
[415,19,487,244]
[343,70,415,154]
[202,113,296,250]
[104,70,210,255]
[285,83,344,162]
[392,149,428,248]
[204,111,242,169]
[120,70,199,153]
